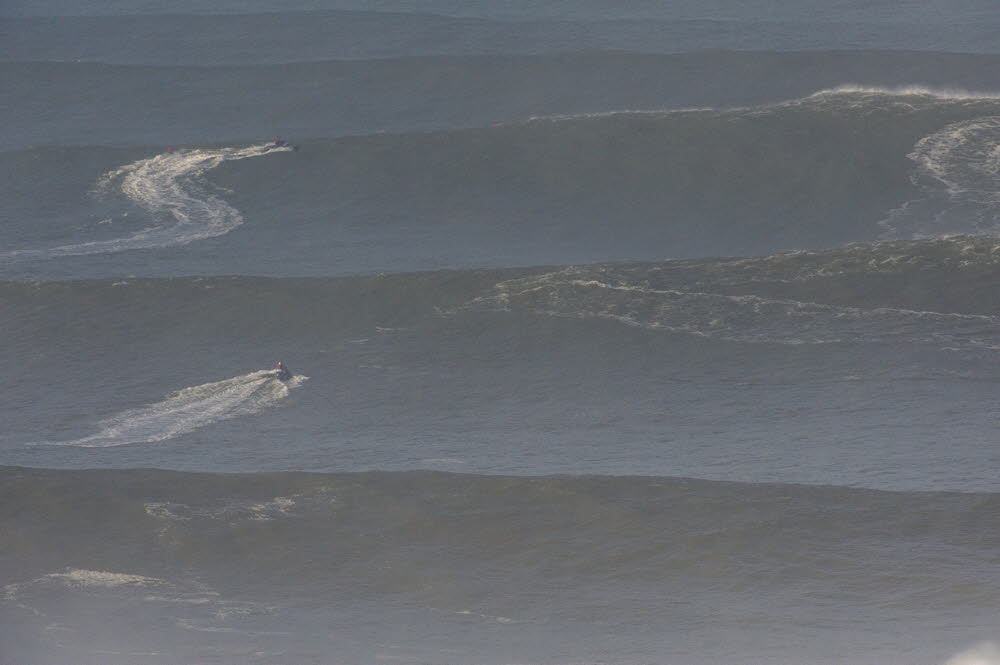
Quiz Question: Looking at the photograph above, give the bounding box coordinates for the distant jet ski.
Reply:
[268,136,297,151]
[274,361,292,382]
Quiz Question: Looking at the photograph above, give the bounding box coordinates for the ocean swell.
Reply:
[212,89,1000,260]
[2,466,998,601]
[7,236,1000,352]
[8,89,1000,280]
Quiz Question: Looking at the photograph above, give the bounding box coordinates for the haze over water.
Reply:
[3,1,1000,664]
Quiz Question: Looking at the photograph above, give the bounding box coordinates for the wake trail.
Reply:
[8,143,291,258]
[36,370,307,448]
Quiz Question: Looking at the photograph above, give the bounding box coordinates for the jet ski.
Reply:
[274,362,292,381]
[267,138,297,152]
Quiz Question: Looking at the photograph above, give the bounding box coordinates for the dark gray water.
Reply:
[4,2,1000,664]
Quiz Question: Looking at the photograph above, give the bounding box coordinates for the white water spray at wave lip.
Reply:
[8,143,290,258]
[34,370,307,448]
[812,85,1000,101]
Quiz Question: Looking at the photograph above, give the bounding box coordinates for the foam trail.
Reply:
[38,370,307,447]
[9,143,290,258]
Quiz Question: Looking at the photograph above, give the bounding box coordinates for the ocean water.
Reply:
[3,2,1000,664]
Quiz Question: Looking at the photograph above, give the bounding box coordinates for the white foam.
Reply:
[945,642,1000,665]
[471,268,1000,348]
[882,116,1000,239]
[44,569,166,589]
[4,569,167,600]
[144,502,192,521]
[37,370,308,447]
[8,143,291,258]
[246,496,296,521]
[456,609,515,624]
[143,594,215,605]
[526,86,1000,128]
[812,84,1000,101]
[175,619,242,633]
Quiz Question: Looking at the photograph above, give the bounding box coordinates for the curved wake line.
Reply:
[34,370,307,448]
[7,143,291,259]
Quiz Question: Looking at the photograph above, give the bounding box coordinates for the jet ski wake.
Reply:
[35,369,307,448]
[9,142,293,259]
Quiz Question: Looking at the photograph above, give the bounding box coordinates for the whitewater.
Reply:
[6,143,292,259]
[34,370,307,448]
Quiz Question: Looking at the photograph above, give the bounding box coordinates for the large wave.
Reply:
[7,236,1000,353]
[208,88,1000,261]
[9,88,1000,280]
[4,466,996,663]
[9,52,1000,153]
[2,466,998,601]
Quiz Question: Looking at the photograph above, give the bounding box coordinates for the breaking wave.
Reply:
[462,260,1000,348]
[883,115,1000,238]
[8,235,1000,353]
[446,236,1000,351]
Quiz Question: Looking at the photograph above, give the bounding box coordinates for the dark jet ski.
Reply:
[274,362,292,381]
[268,137,297,151]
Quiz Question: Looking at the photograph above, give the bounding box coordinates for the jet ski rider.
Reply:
[275,361,292,381]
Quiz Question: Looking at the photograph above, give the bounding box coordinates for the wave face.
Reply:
[6,237,1000,491]
[9,89,1000,279]
[461,239,1000,347]
[2,466,998,665]
[9,50,1000,150]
